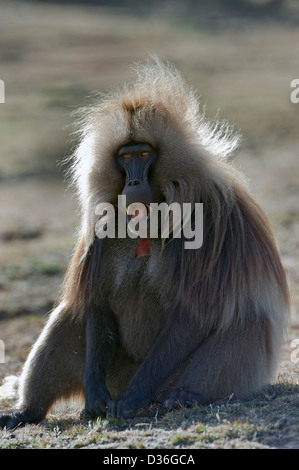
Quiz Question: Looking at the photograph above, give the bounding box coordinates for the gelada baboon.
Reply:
[0,59,289,428]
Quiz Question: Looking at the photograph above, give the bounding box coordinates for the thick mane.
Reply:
[0,59,290,428]
[63,58,289,348]
[61,61,289,356]
[68,58,241,249]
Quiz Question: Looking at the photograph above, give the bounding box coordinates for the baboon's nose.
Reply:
[128,179,141,186]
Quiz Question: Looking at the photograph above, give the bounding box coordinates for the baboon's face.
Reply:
[116,141,158,220]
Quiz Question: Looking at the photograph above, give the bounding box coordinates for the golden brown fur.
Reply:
[0,58,289,427]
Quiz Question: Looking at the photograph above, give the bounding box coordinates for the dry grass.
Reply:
[0,0,298,449]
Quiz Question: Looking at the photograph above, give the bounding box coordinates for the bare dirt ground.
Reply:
[0,0,298,449]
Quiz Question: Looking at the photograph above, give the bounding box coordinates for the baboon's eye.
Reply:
[122,153,131,159]
[140,151,150,159]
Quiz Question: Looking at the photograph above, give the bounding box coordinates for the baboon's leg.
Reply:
[0,304,86,429]
[83,307,117,418]
[162,317,272,408]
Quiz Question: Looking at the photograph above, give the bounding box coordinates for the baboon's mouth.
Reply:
[126,203,151,221]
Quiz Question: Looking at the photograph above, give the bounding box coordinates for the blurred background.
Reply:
[0,0,298,377]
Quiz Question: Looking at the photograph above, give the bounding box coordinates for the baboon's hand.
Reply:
[107,388,149,418]
[107,397,135,418]
[83,398,109,419]
[0,409,40,429]
[84,385,111,419]
[163,389,203,410]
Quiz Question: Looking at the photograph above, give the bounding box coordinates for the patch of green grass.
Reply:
[172,432,196,447]
[106,416,127,429]
[87,434,101,445]
[223,421,260,441]
[195,422,207,434]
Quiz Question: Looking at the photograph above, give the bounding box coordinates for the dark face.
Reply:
[117,142,157,215]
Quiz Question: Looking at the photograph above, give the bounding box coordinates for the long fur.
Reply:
[0,59,289,423]
[64,57,288,333]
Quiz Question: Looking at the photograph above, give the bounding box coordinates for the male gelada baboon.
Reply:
[0,59,289,428]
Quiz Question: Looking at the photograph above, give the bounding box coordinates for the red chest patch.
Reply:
[134,238,151,257]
